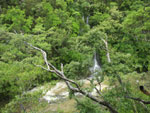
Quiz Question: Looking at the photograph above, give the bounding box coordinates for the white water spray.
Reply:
[86,16,89,25]
[28,54,102,103]
[90,53,101,77]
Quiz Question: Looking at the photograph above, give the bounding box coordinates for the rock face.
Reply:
[27,80,107,103]
[42,80,107,103]
[43,82,69,103]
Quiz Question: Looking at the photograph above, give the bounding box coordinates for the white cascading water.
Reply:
[28,53,103,103]
[90,53,101,77]
[86,16,89,25]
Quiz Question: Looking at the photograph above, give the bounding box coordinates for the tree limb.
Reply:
[25,42,118,113]
[125,96,150,104]
[25,42,50,71]
[101,38,111,63]
[86,78,103,97]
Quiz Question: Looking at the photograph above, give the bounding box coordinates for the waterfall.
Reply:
[82,15,89,25]
[86,16,89,25]
[90,53,101,77]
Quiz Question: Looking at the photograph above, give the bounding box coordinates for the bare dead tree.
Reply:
[25,42,118,113]
[101,38,111,63]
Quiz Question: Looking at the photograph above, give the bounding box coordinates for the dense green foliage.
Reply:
[75,73,150,113]
[76,97,108,113]
[0,0,150,112]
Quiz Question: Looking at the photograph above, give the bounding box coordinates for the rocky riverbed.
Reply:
[29,79,108,104]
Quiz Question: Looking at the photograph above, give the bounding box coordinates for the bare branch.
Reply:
[61,63,64,73]
[35,64,50,71]
[25,42,50,71]
[25,42,118,113]
[139,102,150,113]
[125,96,150,104]
[101,38,111,63]
[86,78,103,97]
[95,86,102,96]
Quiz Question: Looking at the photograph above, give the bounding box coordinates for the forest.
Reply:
[0,0,150,113]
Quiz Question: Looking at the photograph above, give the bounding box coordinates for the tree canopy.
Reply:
[0,0,150,113]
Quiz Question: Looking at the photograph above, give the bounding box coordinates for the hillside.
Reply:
[0,0,150,113]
